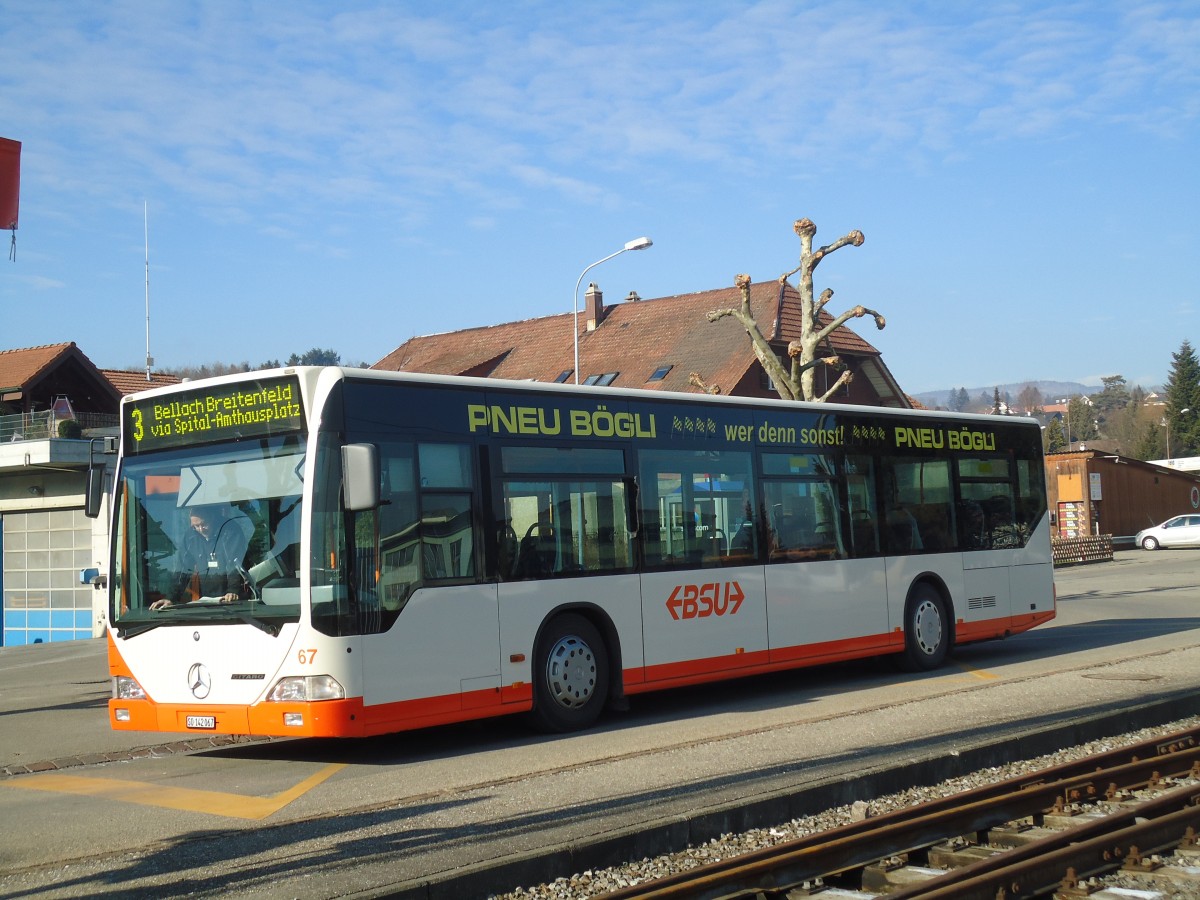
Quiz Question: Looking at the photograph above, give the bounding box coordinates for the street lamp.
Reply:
[1165,407,1192,462]
[573,237,653,384]
[1058,399,1072,450]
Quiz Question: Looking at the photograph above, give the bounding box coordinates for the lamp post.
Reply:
[573,237,653,384]
[1166,407,1192,462]
[1059,399,1072,450]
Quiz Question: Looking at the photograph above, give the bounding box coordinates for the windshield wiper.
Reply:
[116,621,162,638]
[123,604,284,637]
[236,611,280,636]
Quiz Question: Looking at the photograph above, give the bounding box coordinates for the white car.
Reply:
[1135,515,1200,550]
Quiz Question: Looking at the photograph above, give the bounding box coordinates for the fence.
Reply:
[1051,534,1113,566]
[0,411,119,442]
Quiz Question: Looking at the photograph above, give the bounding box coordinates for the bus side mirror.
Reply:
[84,464,105,519]
[83,437,115,519]
[342,443,379,511]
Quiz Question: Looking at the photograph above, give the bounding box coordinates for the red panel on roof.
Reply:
[0,138,19,230]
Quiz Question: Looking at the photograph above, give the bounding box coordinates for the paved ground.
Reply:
[0,549,1198,898]
[0,637,264,775]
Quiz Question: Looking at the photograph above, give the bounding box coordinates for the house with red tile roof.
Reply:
[374,280,910,408]
[99,368,181,396]
[0,343,179,440]
[0,342,120,417]
[0,343,179,646]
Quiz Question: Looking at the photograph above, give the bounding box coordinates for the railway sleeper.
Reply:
[926,840,1003,868]
[985,822,1061,848]
[861,861,949,893]
[1043,807,1118,829]
[1128,861,1200,888]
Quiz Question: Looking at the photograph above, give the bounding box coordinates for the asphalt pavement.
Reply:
[2,550,1200,899]
[0,637,266,776]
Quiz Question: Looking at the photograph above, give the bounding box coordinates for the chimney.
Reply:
[585,282,604,331]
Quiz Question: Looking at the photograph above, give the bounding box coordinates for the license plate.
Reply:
[186,715,216,729]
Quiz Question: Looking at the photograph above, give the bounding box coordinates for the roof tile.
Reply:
[374,281,886,394]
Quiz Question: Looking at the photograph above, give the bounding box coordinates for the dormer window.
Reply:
[583,372,619,387]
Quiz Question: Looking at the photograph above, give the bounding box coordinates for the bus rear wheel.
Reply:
[529,613,610,733]
[901,584,950,671]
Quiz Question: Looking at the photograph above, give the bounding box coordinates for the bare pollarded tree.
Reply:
[706,218,885,402]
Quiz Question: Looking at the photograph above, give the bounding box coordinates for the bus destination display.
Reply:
[124,375,305,453]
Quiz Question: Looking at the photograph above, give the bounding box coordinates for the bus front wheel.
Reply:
[901,584,950,671]
[529,613,610,733]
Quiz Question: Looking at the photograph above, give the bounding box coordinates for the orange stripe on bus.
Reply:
[108,606,1057,739]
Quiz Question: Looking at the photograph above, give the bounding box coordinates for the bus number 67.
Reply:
[666,581,745,620]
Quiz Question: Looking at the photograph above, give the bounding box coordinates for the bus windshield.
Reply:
[109,434,307,633]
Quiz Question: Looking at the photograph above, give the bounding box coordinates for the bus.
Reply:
[100,367,1055,738]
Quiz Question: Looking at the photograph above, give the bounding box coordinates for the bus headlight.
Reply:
[266,675,346,702]
[113,676,146,700]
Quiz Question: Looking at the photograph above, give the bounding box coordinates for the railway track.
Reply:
[593,724,1200,900]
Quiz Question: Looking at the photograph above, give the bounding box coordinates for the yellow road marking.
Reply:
[0,763,345,820]
[953,660,1000,681]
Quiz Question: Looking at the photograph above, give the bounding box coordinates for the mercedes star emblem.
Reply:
[187,662,212,699]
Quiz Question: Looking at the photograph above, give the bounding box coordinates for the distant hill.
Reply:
[912,380,1093,410]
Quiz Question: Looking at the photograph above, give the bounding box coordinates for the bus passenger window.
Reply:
[421,494,474,580]
[983,494,1018,548]
[846,455,879,557]
[639,449,755,568]
[501,479,633,579]
[375,444,419,615]
[763,481,845,561]
[498,446,633,580]
[369,441,478,623]
[417,443,476,583]
[956,499,988,549]
[883,458,951,553]
[1016,458,1047,540]
[761,453,845,562]
[956,456,1024,550]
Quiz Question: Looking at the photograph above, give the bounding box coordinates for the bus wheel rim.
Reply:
[546,635,597,709]
[914,599,943,656]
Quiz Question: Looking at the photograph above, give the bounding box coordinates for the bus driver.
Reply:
[151,505,252,609]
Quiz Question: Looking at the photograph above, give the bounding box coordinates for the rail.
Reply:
[595,724,1200,900]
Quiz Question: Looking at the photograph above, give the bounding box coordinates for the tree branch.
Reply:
[787,343,842,378]
[688,372,721,394]
[812,304,886,345]
[814,369,854,403]
[708,275,798,400]
[706,219,881,403]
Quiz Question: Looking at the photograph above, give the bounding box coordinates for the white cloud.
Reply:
[3,273,66,291]
[4,1,1196,228]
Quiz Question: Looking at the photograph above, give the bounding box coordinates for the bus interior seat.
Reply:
[515,524,554,578]
[730,522,755,553]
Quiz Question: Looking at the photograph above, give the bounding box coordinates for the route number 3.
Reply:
[298,648,318,664]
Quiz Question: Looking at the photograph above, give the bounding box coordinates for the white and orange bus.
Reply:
[100,367,1055,738]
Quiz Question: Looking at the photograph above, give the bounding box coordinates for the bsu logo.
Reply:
[665,582,745,620]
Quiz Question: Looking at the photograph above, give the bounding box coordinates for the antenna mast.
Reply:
[144,202,153,382]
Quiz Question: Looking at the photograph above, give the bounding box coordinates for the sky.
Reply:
[1,1,1198,395]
